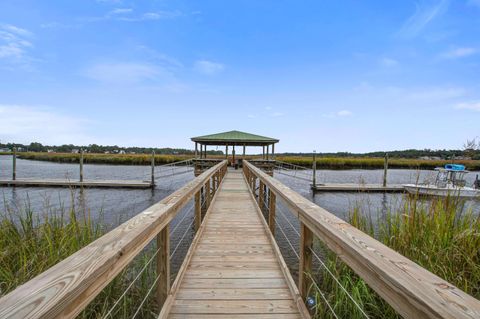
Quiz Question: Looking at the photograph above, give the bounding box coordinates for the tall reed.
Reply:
[309,195,480,318]
[0,196,160,318]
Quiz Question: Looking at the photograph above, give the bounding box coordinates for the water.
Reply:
[1,155,479,279]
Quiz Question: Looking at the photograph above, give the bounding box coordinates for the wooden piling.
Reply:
[312,151,316,189]
[151,151,155,187]
[12,147,16,181]
[80,149,84,182]
[383,152,388,187]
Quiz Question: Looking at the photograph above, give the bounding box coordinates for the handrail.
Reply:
[243,160,480,319]
[0,160,228,319]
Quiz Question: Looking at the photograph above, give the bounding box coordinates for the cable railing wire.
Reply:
[272,210,339,319]
[274,202,369,318]
[131,273,162,319]
[102,189,209,318]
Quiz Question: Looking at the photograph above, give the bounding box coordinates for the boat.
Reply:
[403,164,480,198]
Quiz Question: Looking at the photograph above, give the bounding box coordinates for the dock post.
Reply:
[205,180,211,210]
[259,181,265,211]
[383,152,388,187]
[194,142,198,158]
[268,190,276,235]
[299,223,313,300]
[195,190,201,232]
[156,224,170,308]
[151,151,155,187]
[79,149,84,182]
[12,147,16,181]
[243,144,246,160]
[312,151,316,189]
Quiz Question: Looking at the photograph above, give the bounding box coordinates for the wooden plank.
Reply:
[175,288,294,300]
[170,299,299,314]
[180,278,289,289]
[245,160,480,319]
[169,314,300,319]
[183,269,284,278]
[0,161,228,319]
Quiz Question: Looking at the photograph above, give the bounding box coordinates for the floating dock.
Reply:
[311,183,405,192]
[0,179,152,189]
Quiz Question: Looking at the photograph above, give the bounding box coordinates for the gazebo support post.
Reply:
[195,142,198,158]
[232,145,236,167]
[272,143,275,160]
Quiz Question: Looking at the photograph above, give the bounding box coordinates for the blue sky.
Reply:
[0,0,479,153]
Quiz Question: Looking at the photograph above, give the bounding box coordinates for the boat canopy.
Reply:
[445,164,466,171]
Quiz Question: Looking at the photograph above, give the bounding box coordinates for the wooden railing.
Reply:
[0,160,228,319]
[243,160,480,319]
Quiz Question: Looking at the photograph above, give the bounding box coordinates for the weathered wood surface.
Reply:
[0,161,227,319]
[244,160,480,319]
[0,178,152,188]
[311,183,404,192]
[161,170,308,319]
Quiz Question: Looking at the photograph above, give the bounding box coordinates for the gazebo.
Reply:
[191,130,279,163]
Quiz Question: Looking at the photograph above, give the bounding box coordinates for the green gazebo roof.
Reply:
[191,130,279,146]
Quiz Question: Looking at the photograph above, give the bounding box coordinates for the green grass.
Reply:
[309,195,480,318]
[277,156,480,170]
[16,152,191,165]
[0,197,161,318]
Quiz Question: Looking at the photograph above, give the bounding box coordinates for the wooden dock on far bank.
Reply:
[0,179,152,189]
[311,183,405,193]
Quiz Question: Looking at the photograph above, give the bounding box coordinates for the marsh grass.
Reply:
[309,195,480,318]
[0,196,161,318]
[17,152,191,166]
[277,156,480,170]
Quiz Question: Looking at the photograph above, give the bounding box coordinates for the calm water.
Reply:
[1,155,479,277]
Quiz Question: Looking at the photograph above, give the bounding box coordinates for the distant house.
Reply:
[119,150,126,154]
[71,149,79,154]
[0,148,10,152]
[47,149,54,153]
[419,156,442,160]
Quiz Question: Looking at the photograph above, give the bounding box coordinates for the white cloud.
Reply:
[337,110,353,117]
[271,112,284,117]
[109,8,133,15]
[0,24,33,62]
[0,105,91,145]
[84,62,165,84]
[380,57,399,67]
[398,0,450,38]
[455,101,480,111]
[440,47,477,59]
[194,60,225,75]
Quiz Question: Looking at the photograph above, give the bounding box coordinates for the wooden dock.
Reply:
[311,183,405,192]
[1,159,480,319]
[0,178,152,189]
[160,170,308,318]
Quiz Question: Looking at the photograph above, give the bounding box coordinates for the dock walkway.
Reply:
[0,178,152,188]
[161,169,307,318]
